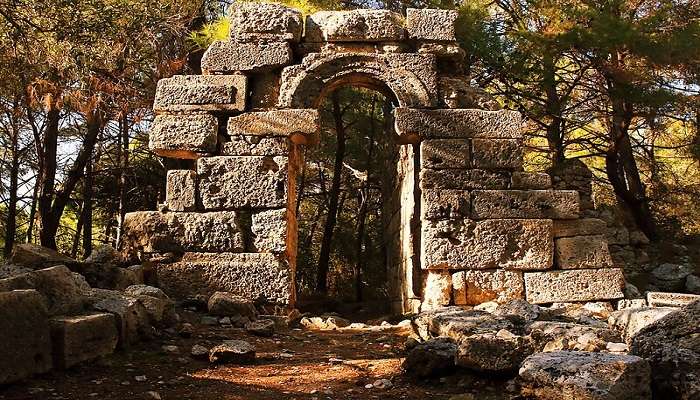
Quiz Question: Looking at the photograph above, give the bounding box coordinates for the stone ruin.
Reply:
[122,5,624,313]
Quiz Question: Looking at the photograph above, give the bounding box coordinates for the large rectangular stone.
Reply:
[420,169,510,190]
[153,75,247,112]
[553,218,607,238]
[406,8,458,41]
[420,139,470,169]
[227,109,319,140]
[201,41,293,73]
[155,253,292,304]
[646,292,700,307]
[422,219,553,270]
[471,139,523,169]
[555,235,614,269]
[0,290,52,383]
[453,270,525,306]
[524,268,625,304]
[50,313,118,369]
[166,170,196,211]
[228,2,303,42]
[122,211,245,255]
[222,136,289,156]
[511,171,552,189]
[395,108,522,139]
[471,190,580,219]
[305,10,404,42]
[421,189,471,220]
[149,113,217,159]
[197,156,288,209]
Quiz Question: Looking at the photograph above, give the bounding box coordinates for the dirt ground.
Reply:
[0,310,511,400]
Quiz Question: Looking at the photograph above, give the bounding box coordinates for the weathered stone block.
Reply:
[395,108,522,139]
[149,113,217,159]
[121,211,245,255]
[87,289,151,347]
[555,235,614,269]
[646,291,700,307]
[166,170,196,211]
[452,269,524,306]
[201,41,293,73]
[222,136,289,156]
[406,8,458,41]
[227,109,319,142]
[471,190,580,219]
[420,169,510,190]
[305,10,404,42]
[153,75,247,112]
[420,139,470,169]
[252,208,287,253]
[155,253,292,304]
[471,139,523,169]
[228,2,303,42]
[422,219,553,270]
[511,171,552,189]
[421,189,470,220]
[553,218,607,238]
[0,290,52,384]
[50,313,118,369]
[421,270,452,310]
[457,332,535,372]
[524,268,624,304]
[9,243,76,270]
[197,156,288,209]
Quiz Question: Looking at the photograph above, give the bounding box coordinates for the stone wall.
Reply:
[122,5,623,311]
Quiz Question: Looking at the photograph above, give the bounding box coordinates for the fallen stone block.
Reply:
[471,138,523,169]
[166,170,196,212]
[555,235,614,269]
[149,113,218,159]
[209,340,256,364]
[402,337,457,378]
[553,218,607,238]
[124,285,177,327]
[524,269,625,304]
[413,307,515,342]
[646,291,700,307]
[50,313,118,369]
[0,290,52,384]
[305,10,404,42]
[406,8,458,41]
[9,243,77,270]
[471,190,580,219]
[197,156,288,209]
[608,307,676,343]
[228,2,302,42]
[88,288,151,347]
[201,41,293,73]
[394,108,522,139]
[420,139,470,169]
[519,351,651,400]
[153,74,246,112]
[207,291,257,318]
[456,331,534,372]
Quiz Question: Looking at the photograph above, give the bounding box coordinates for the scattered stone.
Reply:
[190,345,209,359]
[134,375,147,382]
[402,337,457,378]
[456,332,534,372]
[201,316,219,326]
[207,291,257,318]
[209,340,256,364]
[246,319,275,337]
[519,351,651,400]
[606,342,629,353]
[616,299,646,310]
[372,378,393,390]
[219,316,232,325]
[162,345,179,354]
[145,391,162,400]
[88,288,152,347]
[325,316,350,329]
[650,263,694,292]
[646,291,700,307]
[492,299,541,322]
[608,307,676,342]
[9,243,77,270]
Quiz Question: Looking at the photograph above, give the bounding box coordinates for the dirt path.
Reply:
[0,311,496,400]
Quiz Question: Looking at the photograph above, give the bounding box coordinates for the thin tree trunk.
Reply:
[317,92,347,294]
[26,181,38,244]
[3,99,21,257]
[115,114,130,248]
[82,150,94,258]
[71,202,84,258]
[37,104,60,249]
[543,53,566,167]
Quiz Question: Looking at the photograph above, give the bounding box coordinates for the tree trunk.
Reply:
[37,105,60,249]
[115,114,130,248]
[543,53,566,167]
[317,92,347,294]
[82,150,94,258]
[71,202,84,258]
[3,100,21,257]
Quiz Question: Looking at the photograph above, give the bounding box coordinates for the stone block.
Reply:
[197,156,288,209]
[421,189,470,220]
[121,211,245,255]
[50,313,118,369]
[166,170,196,211]
[420,139,470,169]
[524,268,625,304]
[227,109,319,141]
[155,253,292,304]
[201,41,293,73]
[0,290,52,384]
[646,291,700,307]
[9,243,77,270]
[153,75,247,112]
[252,208,287,253]
[421,270,452,311]
[87,289,151,347]
[222,136,289,156]
[420,169,510,190]
[471,190,580,219]
[228,2,303,42]
[553,218,607,238]
[305,10,404,42]
[422,219,553,270]
[555,235,614,269]
[608,307,676,342]
[452,269,524,306]
[406,8,458,41]
[395,108,522,139]
[471,138,523,169]
[511,171,552,189]
[149,113,217,159]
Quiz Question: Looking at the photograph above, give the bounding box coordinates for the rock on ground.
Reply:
[209,340,256,364]
[245,319,275,337]
[402,337,457,378]
[519,351,651,400]
[207,291,257,318]
[456,331,534,372]
[0,265,90,315]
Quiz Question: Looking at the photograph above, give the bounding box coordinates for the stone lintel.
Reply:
[201,41,293,73]
[395,108,522,140]
[153,74,247,112]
